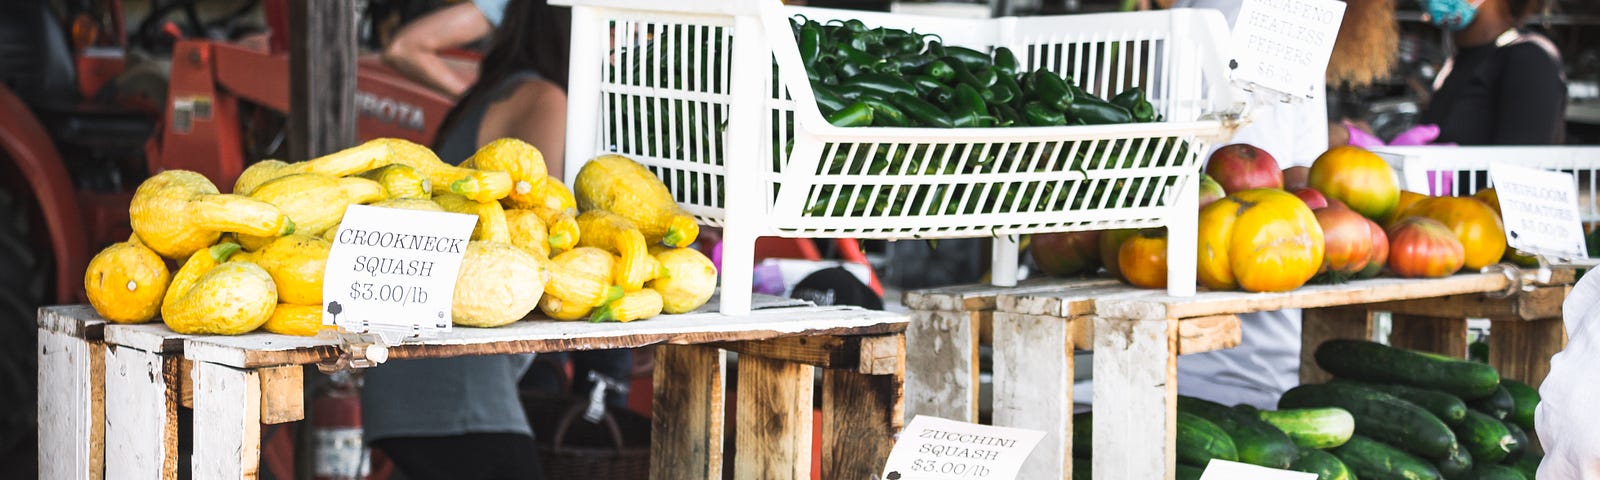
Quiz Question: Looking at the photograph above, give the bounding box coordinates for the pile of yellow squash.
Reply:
[82,138,719,336]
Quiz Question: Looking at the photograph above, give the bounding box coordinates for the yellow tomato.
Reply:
[1197,188,1325,292]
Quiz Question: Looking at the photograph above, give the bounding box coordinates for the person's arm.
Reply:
[1493,45,1568,145]
[382,2,495,98]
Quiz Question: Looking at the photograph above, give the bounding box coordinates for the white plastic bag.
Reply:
[1535,271,1600,478]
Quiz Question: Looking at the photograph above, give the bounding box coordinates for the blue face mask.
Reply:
[1426,0,1482,31]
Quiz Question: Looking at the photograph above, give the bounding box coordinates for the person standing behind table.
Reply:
[1418,0,1567,145]
[1159,0,1330,410]
[1535,270,1600,478]
[381,0,505,98]
[360,2,574,479]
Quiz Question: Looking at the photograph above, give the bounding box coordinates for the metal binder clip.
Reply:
[1480,260,1548,299]
[317,330,392,373]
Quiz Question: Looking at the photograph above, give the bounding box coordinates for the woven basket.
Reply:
[523,393,651,479]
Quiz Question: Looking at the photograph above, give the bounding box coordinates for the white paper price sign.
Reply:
[322,205,477,344]
[1488,163,1589,260]
[1199,460,1316,480]
[1230,0,1346,100]
[879,416,1045,480]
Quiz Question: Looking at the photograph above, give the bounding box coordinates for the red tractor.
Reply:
[0,0,469,474]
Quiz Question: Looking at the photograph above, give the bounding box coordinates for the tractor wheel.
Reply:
[0,185,49,469]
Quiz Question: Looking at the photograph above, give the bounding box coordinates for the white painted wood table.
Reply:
[41,295,910,479]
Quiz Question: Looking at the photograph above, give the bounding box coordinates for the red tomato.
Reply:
[1386,217,1465,278]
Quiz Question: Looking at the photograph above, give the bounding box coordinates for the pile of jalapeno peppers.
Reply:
[793,16,1158,129]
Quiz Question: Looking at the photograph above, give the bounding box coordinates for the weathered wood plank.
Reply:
[857,334,904,375]
[287,0,357,161]
[821,349,904,479]
[38,329,105,480]
[1092,315,1176,480]
[904,310,981,423]
[1389,314,1469,359]
[651,345,724,480]
[1177,315,1242,355]
[1300,308,1374,384]
[104,346,180,479]
[103,323,189,354]
[903,278,1115,312]
[1369,286,1569,321]
[183,305,906,368]
[735,355,814,480]
[191,362,262,479]
[1489,317,1566,388]
[259,365,305,425]
[1097,273,1515,321]
[719,336,852,369]
[992,312,1071,480]
[1000,283,1158,318]
[37,305,105,339]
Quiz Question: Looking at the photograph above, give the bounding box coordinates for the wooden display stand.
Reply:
[38,296,910,479]
[905,270,1570,480]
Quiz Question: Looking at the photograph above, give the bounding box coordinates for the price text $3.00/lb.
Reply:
[349,282,430,307]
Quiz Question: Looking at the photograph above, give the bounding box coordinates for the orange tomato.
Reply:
[1119,229,1169,289]
[1099,228,1138,281]
[1387,216,1466,278]
[1400,196,1506,270]
[1197,188,1325,292]
[1473,188,1501,216]
[1308,146,1401,222]
[1385,190,1428,227]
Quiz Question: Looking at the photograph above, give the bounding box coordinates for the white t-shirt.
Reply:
[1169,0,1330,409]
[1535,271,1600,478]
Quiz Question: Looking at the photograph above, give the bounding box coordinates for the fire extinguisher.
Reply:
[311,370,371,480]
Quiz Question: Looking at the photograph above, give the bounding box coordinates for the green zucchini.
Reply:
[1177,464,1205,480]
[1468,386,1515,420]
[1469,464,1527,480]
[1257,407,1356,449]
[1072,412,1091,458]
[1500,379,1540,431]
[1280,383,1457,459]
[1453,410,1517,464]
[1501,420,1528,463]
[1435,442,1474,480]
[1335,379,1469,425]
[1177,411,1239,467]
[1291,446,1355,480]
[1510,452,1541,479]
[1071,458,1091,480]
[1315,340,1501,399]
[1178,396,1298,468]
[1333,435,1444,480]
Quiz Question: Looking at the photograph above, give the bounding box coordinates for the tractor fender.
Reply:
[0,84,89,305]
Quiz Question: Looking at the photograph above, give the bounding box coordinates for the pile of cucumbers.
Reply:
[1072,398,1356,480]
[790,16,1157,128]
[1281,340,1542,480]
[1072,340,1542,480]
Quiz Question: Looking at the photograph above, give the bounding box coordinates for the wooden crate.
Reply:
[37,295,910,480]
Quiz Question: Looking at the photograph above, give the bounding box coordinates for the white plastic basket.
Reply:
[1373,146,1600,222]
[555,0,1242,313]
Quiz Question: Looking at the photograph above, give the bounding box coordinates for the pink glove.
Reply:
[1389,124,1442,146]
[1344,121,1386,149]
